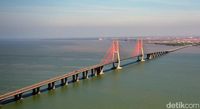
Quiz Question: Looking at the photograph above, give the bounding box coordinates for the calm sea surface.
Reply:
[0,39,200,109]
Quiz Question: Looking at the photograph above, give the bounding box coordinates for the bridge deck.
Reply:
[0,63,105,101]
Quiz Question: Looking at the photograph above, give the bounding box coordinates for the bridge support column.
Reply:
[97,66,104,75]
[85,71,89,78]
[137,56,140,61]
[140,39,145,62]
[95,69,97,76]
[72,75,75,82]
[146,54,150,59]
[32,87,40,95]
[72,74,79,82]
[140,56,145,62]
[61,78,68,86]
[14,93,22,100]
[157,52,159,57]
[82,71,88,79]
[112,62,122,70]
[137,55,145,62]
[82,71,85,79]
[152,53,155,58]
[116,51,122,70]
[91,69,94,76]
[48,83,52,90]
[116,63,122,69]
[61,79,65,86]
[99,66,104,75]
[65,78,68,85]
[91,69,97,76]
[52,82,55,89]
[150,54,153,59]
[111,40,122,70]
[48,82,55,90]
[37,87,40,94]
[154,53,157,57]
[76,74,79,82]
[147,54,153,59]
[96,67,100,75]
[112,62,116,69]
[157,52,158,56]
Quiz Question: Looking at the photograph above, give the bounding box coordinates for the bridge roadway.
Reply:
[0,45,191,104]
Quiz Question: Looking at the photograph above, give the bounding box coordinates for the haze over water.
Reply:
[0,39,200,109]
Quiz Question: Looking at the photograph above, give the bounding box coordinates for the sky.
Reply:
[0,0,200,39]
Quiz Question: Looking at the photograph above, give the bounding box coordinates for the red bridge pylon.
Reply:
[101,40,122,70]
[132,38,145,62]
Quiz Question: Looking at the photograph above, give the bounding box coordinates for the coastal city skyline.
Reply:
[0,0,200,39]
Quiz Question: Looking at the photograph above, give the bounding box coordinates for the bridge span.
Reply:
[0,39,191,105]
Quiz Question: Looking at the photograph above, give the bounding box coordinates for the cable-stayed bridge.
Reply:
[0,39,191,105]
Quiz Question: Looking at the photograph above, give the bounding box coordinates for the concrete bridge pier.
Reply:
[97,66,104,75]
[137,56,140,61]
[61,78,68,86]
[48,82,55,90]
[94,68,98,76]
[76,74,79,82]
[155,52,158,56]
[158,52,160,56]
[91,69,94,76]
[137,55,145,62]
[32,87,40,95]
[82,71,89,79]
[14,93,22,100]
[137,56,142,61]
[146,54,151,59]
[156,53,159,57]
[51,82,55,89]
[85,71,89,78]
[72,74,79,82]
[112,62,116,69]
[147,53,155,59]
[100,66,104,75]
[116,61,122,69]
[112,62,122,70]
[153,53,156,57]
[159,52,162,56]
[96,67,100,75]
[91,69,97,76]
[159,52,161,56]
[48,83,52,90]
[141,57,145,62]
[61,79,65,85]
[146,51,169,60]
[65,78,68,85]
